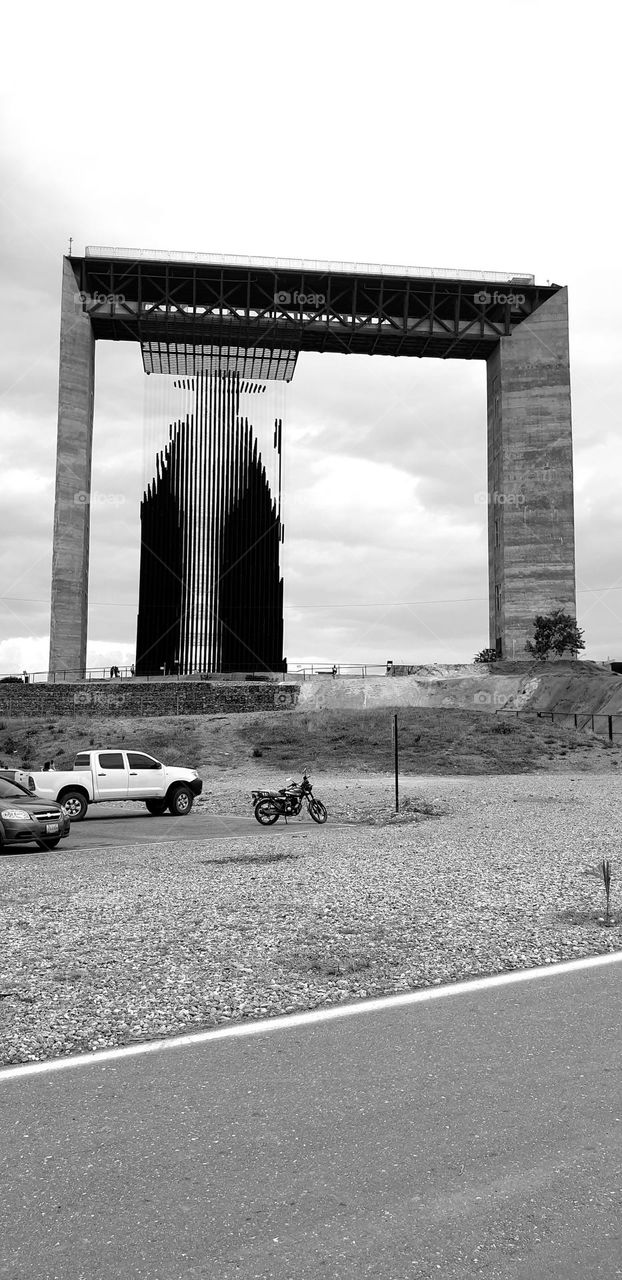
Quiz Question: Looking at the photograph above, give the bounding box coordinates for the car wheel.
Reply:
[61,791,88,821]
[36,837,61,850]
[145,799,168,815]
[168,785,193,816]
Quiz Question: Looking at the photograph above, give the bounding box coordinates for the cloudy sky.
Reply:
[1,0,621,675]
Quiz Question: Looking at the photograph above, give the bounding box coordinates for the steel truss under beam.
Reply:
[71,252,560,362]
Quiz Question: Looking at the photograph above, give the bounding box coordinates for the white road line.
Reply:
[1,950,621,1083]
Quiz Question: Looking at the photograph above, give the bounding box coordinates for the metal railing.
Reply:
[288,663,390,680]
[2,663,398,685]
[1,667,136,684]
[0,666,292,685]
[86,247,535,285]
[496,707,622,742]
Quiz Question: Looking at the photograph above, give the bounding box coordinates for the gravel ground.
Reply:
[1,770,620,1066]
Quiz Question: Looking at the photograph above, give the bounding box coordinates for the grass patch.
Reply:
[0,704,619,778]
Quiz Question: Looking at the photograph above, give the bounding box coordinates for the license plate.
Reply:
[45,822,59,834]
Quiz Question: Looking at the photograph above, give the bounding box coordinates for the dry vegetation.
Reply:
[0,704,620,779]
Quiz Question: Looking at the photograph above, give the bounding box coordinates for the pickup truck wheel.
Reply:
[168,785,193,816]
[145,800,168,815]
[60,791,88,821]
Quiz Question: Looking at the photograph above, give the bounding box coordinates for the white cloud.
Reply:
[0,638,49,679]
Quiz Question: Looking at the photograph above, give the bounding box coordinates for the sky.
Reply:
[1,0,621,675]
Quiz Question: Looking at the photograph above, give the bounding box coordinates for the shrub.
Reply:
[525,610,586,660]
[474,648,498,664]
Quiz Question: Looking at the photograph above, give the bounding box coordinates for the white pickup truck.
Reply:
[29,749,203,821]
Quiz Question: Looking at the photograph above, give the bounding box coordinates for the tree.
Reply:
[474,647,498,664]
[525,609,585,661]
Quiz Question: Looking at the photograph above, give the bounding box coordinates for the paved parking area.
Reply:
[0,804,350,857]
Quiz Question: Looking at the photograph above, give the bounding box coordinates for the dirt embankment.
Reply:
[1,696,621,779]
[296,661,622,717]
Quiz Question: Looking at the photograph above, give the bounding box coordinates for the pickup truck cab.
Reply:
[29,749,203,821]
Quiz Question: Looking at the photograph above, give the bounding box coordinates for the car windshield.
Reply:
[0,778,31,800]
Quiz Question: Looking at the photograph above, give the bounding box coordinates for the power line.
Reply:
[286,597,487,608]
[1,593,485,608]
[2,585,621,609]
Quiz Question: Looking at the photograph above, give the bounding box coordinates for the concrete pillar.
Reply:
[486,288,576,660]
[48,258,95,679]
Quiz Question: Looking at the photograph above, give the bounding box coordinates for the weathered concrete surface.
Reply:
[486,289,576,659]
[296,663,622,717]
[48,258,95,679]
[297,674,508,711]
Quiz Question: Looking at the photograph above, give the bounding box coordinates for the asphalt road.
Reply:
[70,807,286,849]
[1,805,338,857]
[1,961,621,1279]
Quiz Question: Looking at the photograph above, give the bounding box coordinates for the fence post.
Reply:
[393,713,399,813]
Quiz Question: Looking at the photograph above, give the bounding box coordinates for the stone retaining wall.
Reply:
[0,681,300,719]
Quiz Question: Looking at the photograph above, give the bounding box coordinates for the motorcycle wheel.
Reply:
[254,798,280,825]
[309,798,328,825]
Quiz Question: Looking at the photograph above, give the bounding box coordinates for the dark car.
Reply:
[0,777,71,852]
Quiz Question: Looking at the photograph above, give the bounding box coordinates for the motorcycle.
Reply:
[252,772,328,826]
